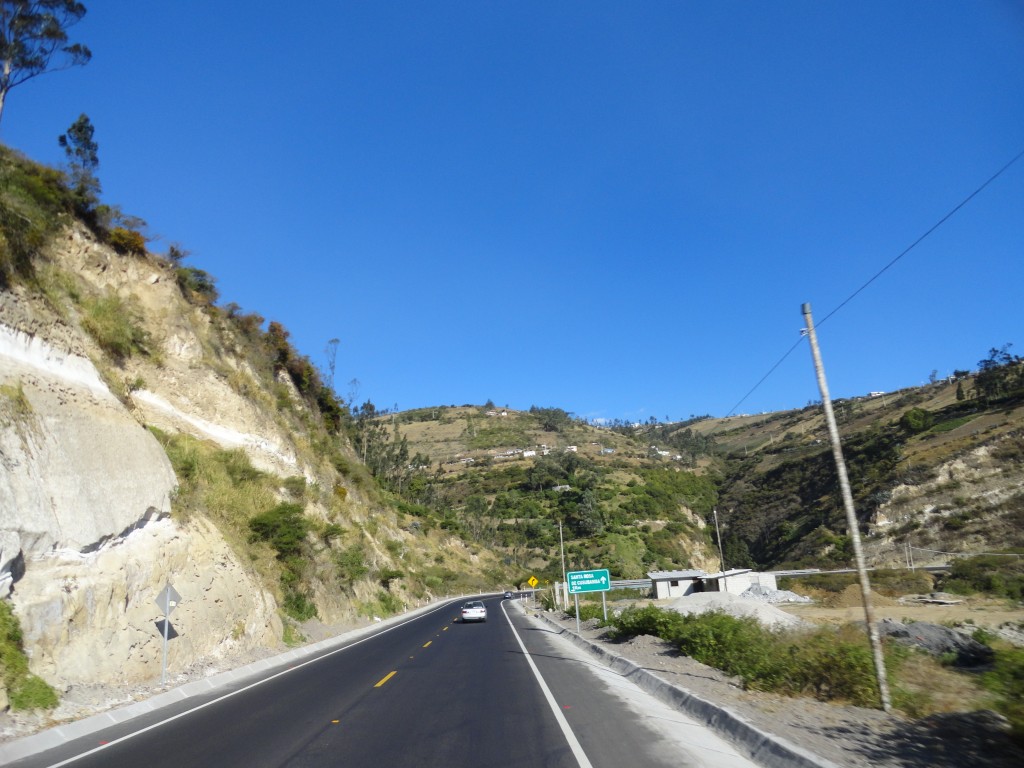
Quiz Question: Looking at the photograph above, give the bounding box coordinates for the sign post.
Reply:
[155,583,181,686]
[566,569,610,634]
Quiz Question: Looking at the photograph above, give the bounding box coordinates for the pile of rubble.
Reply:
[741,584,812,604]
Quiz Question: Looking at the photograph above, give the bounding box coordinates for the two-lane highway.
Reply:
[9,597,758,768]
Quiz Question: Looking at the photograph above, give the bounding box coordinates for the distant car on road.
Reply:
[503,591,513,599]
[460,600,487,622]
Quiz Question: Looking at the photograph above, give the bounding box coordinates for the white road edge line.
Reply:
[501,602,595,768]
[39,600,462,768]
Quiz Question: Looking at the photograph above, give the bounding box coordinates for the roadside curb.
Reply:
[528,608,842,768]
[0,597,471,765]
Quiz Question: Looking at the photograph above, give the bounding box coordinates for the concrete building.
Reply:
[648,570,707,599]
[648,569,778,599]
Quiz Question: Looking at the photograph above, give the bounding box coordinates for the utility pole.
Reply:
[801,302,892,713]
[559,520,568,610]
[712,507,726,571]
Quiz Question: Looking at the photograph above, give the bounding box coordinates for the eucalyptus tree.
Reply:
[0,1,91,125]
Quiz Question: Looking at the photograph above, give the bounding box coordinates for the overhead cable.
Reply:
[725,146,1024,417]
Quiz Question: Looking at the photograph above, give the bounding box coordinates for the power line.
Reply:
[816,147,1024,328]
[724,338,804,418]
[725,147,1024,417]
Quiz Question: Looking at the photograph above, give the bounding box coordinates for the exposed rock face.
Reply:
[0,319,177,598]
[867,437,1024,565]
[10,517,281,687]
[1,225,295,691]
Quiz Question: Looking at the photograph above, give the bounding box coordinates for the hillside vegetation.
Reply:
[379,362,1024,581]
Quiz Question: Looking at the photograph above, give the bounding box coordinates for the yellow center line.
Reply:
[422,640,432,648]
[443,626,449,631]
[374,671,397,688]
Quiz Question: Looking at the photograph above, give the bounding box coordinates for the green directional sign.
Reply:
[567,568,610,594]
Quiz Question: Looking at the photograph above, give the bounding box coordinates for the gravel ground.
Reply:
[539,610,1024,768]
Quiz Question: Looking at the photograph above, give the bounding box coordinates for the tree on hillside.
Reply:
[0,1,91,125]
[975,344,1023,402]
[529,405,573,432]
[57,111,98,209]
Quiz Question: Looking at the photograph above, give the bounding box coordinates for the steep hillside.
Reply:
[386,374,1023,582]
[681,378,1024,569]
[0,146,503,705]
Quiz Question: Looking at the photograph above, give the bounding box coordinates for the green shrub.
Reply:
[282,622,305,646]
[107,226,147,255]
[900,408,933,434]
[8,673,59,710]
[175,266,219,305]
[610,605,888,706]
[336,545,369,585]
[788,627,879,705]
[320,523,345,542]
[1,601,58,711]
[378,590,403,615]
[0,146,72,287]
[248,503,309,559]
[982,647,1024,740]
[0,381,33,421]
[929,415,976,434]
[282,591,318,621]
[674,611,785,689]
[942,553,1024,599]
[378,568,404,590]
[612,604,688,639]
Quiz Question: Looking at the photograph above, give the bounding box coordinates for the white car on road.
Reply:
[460,600,487,622]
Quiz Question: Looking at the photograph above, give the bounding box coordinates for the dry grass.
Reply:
[894,651,990,717]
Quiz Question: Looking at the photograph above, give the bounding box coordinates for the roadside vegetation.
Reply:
[942,552,1024,600]
[600,604,1019,727]
[152,429,344,623]
[0,602,58,711]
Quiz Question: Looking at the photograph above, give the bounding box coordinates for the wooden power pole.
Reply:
[801,302,892,712]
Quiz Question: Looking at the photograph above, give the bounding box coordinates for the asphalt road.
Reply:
[8,597,756,768]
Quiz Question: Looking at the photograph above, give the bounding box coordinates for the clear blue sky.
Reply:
[3,2,1022,423]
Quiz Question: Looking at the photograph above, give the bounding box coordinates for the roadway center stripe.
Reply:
[374,671,397,688]
[422,641,432,648]
[36,599,462,767]
[501,604,595,768]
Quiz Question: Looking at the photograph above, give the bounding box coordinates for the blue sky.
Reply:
[3,2,1022,423]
